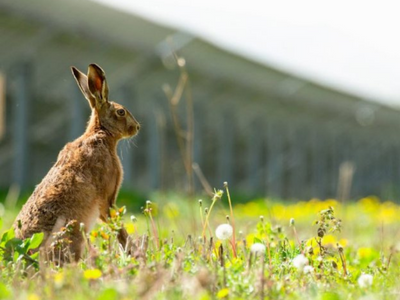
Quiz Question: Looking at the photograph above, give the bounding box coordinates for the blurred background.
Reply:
[1,0,400,201]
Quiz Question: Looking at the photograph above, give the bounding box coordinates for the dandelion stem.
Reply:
[201,190,223,238]
[148,212,159,250]
[202,200,216,238]
[199,200,204,231]
[225,182,237,258]
[266,239,272,271]
[292,226,303,254]
[260,255,265,300]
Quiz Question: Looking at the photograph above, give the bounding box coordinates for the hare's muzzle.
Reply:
[128,122,140,136]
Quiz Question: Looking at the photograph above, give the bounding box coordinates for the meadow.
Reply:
[0,185,399,300]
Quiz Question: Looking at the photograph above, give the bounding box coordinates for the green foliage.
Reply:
[0,282,11,299]
[0,228,43,269]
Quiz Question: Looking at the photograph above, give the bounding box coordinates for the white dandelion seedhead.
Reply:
[358,273,373,288]
[215,224,233,240]
[292,254,309,270]
[303,265,314,274]
[250,243,266,254]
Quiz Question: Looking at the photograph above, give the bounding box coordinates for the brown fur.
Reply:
[13,64,140,261]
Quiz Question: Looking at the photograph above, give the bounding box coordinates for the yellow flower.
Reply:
[322,234,336,246]
[164,202,180,220]
[357,247,378,260]
[339,238,348,247]
[83,269,102,280]
[54,272,64,288]
[110,208,117,218]
[28,294,40,300]
[126,223,135,235]
[100,232,109,240]
[217,288,229,298]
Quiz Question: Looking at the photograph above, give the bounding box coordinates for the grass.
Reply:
[1,188,400,300]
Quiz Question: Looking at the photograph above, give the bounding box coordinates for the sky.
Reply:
[93,0,400,107]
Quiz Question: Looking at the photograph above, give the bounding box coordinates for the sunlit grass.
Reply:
[1,190,400,300]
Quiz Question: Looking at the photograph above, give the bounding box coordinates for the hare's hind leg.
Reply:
[117,227,128,248]
[44,217,84,262]
[69,233,84,262]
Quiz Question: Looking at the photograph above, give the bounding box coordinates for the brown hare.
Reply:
[14,64,140,262]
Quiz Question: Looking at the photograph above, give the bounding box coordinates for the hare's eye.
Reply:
[117,109,125,116]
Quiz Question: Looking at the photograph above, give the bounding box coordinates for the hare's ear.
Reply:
[71,66,96,108]
[87,64,109,107]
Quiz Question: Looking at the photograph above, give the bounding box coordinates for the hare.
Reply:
[13,64,140,262]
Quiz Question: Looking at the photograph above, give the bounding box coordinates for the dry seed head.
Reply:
[177,57,186,67]
[198,199,202,207]
[290,218,295,226]
[292,254,308,270]
[250,243,266,254]
[223,181,228,188]
[260,215,264,222]
[331,260,338,269]
[358,273,373,288]
[130,215,137,222]
[212,189,224,201]
[303,265,314,274]
[215,224,233,240]
[317,227,325,238]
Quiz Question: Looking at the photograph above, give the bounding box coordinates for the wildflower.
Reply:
[292,254,308,270]
[83,269,102,280]
[217,288,229,298]
[100,231,109,240]
[358,273,373,288]
[250,243,266,254]
[303,265,314,274]
[212,189,224,202]
[215,224,233,240]
[54,272,64,289]
[27,294,40,300]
